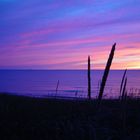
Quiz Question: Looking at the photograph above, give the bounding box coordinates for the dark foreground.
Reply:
[0,93,140,140]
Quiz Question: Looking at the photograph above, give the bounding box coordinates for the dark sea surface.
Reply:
[0,70,140,99]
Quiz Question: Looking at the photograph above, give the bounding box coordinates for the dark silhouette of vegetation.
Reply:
[122,92,127,138]
[98,43,116,105]
[120,69,127,99]
[121,77,127,101]
[56,80,59,95]
[1,94,140,140]
[88,56,91,100]
[121,79,128,138]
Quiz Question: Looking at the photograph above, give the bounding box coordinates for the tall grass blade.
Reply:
[56,80,59,95]
[98,43,116,103]
[88,56,91,100]
[121,77,127,101]
[120,69,127,99]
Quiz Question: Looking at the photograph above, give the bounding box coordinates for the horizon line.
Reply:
[0,68,140,71]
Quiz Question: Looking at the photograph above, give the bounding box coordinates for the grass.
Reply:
[98,43,116,105]
[120,69,127,99]
[1,93,140,140]
[88,55,91,100]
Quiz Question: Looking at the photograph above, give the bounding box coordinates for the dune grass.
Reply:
[88,56,91,100]
[120,69,127,99]
[1,93,140,140]
[97,43,116,106]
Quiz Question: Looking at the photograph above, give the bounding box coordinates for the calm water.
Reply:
[0,70,140,99]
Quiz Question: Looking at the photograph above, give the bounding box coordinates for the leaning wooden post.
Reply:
[88,56,91,100]
[98,43,116,105]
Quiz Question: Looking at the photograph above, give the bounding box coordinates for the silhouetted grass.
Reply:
[88,56,91,100]
[121,81,128,139]
[120,69,127,99]
[56,80,59,96]
[121,77,127,101]
[98,43,116,105]
[1,93,140,140]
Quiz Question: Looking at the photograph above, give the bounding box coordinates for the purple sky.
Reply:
[0,0,140,69]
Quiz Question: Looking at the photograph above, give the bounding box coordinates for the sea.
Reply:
[0,70,140,99]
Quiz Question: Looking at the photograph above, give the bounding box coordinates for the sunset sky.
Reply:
[0,0,140,69]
